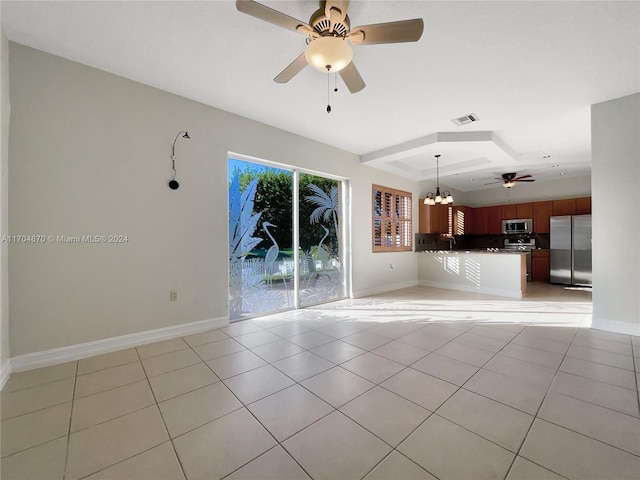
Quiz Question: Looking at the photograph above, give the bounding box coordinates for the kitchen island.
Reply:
[417,250,527,298]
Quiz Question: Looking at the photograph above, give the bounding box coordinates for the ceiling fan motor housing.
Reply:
[309,8,350,36]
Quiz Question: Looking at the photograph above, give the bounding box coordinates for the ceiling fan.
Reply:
[236,0,424,93]
[495,172,536,188]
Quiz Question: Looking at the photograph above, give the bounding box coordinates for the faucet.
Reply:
[449,236,457,251]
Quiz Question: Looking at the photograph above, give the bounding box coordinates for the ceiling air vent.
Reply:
[451,113,479,126]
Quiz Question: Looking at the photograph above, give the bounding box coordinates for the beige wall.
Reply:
[8,43,419,356]
[1,26,10,376]
[591,93,640,335]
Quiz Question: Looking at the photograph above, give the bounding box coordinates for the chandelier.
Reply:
[424,154,453,205]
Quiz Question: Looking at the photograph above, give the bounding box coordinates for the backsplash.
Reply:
[415,233,550,251]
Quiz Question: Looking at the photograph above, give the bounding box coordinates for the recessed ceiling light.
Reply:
[468,178,474,181]
[543,155,551,159]
[552,164,560,168]
[560,172,566,175]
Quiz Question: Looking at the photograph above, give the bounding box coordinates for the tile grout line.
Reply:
[501,326,581,480]
[61,360,79,480]
[631,341,640,414]
[136,343,189,480]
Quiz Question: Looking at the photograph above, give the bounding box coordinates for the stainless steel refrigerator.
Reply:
[550,214,592,286]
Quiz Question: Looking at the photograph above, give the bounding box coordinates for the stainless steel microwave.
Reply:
[502,219,533,234]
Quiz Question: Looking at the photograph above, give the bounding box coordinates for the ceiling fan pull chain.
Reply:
[326,66,332,113]
[334,72,338,93]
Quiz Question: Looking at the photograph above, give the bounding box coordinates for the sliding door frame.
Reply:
[228,151,351,319]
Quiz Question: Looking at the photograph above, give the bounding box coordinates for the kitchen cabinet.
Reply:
[553,198,576,216]
[533,201,553,233]
[531,249,550,281]
[575,197,591,215]
[487,206,502,234]
[502,202,533,220]
[418,201,450,234]
[502,204,517,220]
[471,207,488,234]
[452,206,471,235]
[517,202,534,219]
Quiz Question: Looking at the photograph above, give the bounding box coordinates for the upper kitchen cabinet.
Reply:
[552,198,576,216]
[453,206,471,235]
[487,206,502,234]
[502,204,517,220]
[471,207,488,234]
[575,197,592,215]
[517,202,534,219]
[533,201,553,233]
[502,202,533,220]
[418,201,450,234]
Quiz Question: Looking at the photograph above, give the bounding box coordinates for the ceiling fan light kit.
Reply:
[236,0,424,102]
[305,36,353,72]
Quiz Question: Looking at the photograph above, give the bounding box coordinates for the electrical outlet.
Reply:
[170,290,178,301]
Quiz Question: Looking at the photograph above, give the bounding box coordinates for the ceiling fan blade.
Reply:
[514,179,536,182]
[349,18,424,45]
[513,174,532,181]
[325,0,350,32]
[339,61,366,93]
[274,52,307,83]
[236,0,311,34]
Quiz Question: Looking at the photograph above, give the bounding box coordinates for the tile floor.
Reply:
[2,284,639,480]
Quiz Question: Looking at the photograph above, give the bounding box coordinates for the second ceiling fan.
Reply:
[496,172,536,188]
[236,0,424,93]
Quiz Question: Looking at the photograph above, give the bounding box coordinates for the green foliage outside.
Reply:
[229,165,339,257]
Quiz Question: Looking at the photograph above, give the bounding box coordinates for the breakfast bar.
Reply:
[417,250,527,298]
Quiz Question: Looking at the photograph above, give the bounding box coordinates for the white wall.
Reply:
[591,93,640,336]
[8,43,419,357]
[1,25,11,382]
[450,175,591,207]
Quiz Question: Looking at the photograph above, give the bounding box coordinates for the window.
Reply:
[372,184,412,252]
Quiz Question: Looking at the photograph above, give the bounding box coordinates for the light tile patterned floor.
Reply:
[2,284,640,480]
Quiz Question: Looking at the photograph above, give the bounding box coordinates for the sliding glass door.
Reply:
[298,173,343,307]
[228,157,345,321]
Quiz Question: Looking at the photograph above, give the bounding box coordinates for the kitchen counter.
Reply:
[417,250,527,298]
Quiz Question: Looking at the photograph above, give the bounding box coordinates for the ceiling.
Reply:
[2,1,639,192]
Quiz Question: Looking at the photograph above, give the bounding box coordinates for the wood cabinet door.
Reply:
[533,201,553,233]
[553,198,577,216]
[472,207,488,234]
[517,202,534,219]
[575,197,592,215]
[439,205,451,234]
[419,201,450,233]
[418,200,429,233]
[452,206,471,235]
[487,206,502,234]
[502,204,517,220]
[531,250,550,281]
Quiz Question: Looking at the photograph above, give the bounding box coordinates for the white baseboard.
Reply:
[590,317,640,337]
[0,358,11,391]
[9,316,229,373]
[417,280,523,299]
[352,280,419,299]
